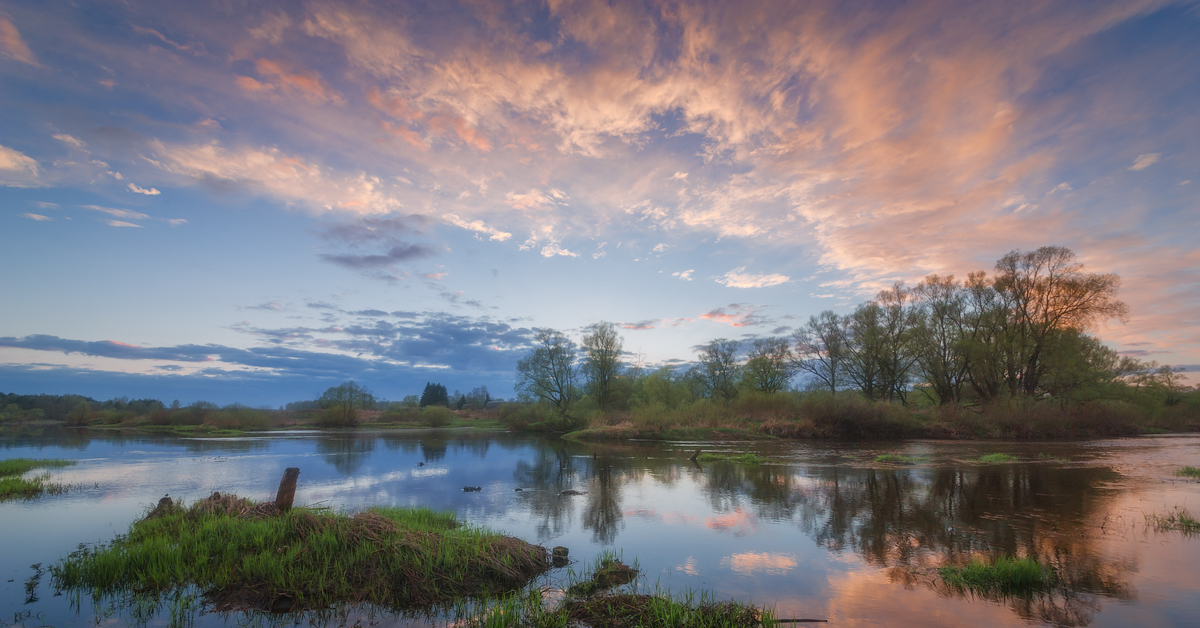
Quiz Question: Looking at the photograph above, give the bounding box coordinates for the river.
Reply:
[2,427,1198,627]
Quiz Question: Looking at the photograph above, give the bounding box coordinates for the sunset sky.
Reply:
[2,0,1197,405]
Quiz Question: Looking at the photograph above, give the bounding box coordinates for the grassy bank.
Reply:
[0,458,75,501]
[525,389,1200,442]
[51,493,549,612]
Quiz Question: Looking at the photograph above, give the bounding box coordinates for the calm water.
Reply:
[1,427,1198,627]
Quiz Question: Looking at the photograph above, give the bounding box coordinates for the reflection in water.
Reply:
[698,460,1137,627]
[4,430,1197,628]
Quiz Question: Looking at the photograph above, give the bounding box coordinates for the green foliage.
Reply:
[51,494,549,612]
[422,405,454,427]
[696,453,771,465]
[1146,507,1200,534]
[203,405,270,430]
[938,557,1053,594]
[420,383,449,407]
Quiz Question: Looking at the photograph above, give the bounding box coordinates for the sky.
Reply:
[1,0,1198,406]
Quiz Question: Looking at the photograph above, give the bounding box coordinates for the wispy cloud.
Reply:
[1129,153,1161,171]
[127,182,160,195]
[80,205,150,221]
[716,268,790,289]
[0,17,37,65]
[700,303,771,327]
[20,212,51,221]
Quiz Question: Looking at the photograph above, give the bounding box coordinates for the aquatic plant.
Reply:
[0,458,75,501]
[938,556,1052,594]
[974,453,1018,463]
[874,453,924,464]
[696,453,771,465]
[1146,507,1200,534]
[51,493,549,612]
[1176,466,1200,479]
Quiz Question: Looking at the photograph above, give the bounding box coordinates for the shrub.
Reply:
[317,407,358,428]
[421,406,454,428]
[204,405,271,430]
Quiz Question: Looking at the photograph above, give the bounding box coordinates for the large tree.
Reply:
[581,321,624,410]
[319,381,374,426]
[793,310,850,394]
[695,339,741,401]
[743,337,796,393]
[992,246,1128,397]
[516,328,579,411]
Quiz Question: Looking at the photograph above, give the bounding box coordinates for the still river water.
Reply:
[2,428,1199,627]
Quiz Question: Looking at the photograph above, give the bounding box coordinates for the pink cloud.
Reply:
[0,17,37,65]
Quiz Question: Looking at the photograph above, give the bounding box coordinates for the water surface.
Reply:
[2,427,1198,627]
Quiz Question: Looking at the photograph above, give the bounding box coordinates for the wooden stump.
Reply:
[275,467,300,511]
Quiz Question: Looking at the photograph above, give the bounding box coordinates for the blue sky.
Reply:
[1,0,1198,405]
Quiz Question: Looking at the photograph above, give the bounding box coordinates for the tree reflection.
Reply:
[316,434,377,475]
[698,461,1136,628]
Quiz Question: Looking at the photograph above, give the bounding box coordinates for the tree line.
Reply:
[515,247,1190,418]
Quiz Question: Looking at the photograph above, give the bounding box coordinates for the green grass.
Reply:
[695,453,771,465]
[974,453,1018,463]
[0,458,75,501]
[874,453,924,464]
[1146,507,1200,534]
[51,493,549,612]
[938,557,1052,594]
[1177,466,1200,479]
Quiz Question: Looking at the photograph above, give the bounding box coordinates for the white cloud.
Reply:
[652,243,668,253]
[80,205,151,220]
[0,144,38,175]
[540,241,578,258]
[672,269,694,281]
[1129,153,1160,171]
[716,267,790,289]
[128,183,161,195]
[444,214,512,241]
[166,218,188,226]
[105,220,143,228]
[20,212,52,221]
[670,172,688,180]
[52,134,86,148]
[1048,182,1073,195]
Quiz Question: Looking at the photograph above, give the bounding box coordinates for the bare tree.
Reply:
[516,329,579,411]
[696,339,741,400]
[793,311,849,394]
[743,337,796,393]
[581,321,624,410]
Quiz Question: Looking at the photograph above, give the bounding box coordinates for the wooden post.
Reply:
[275,467,299,511]
[689,448,701,462]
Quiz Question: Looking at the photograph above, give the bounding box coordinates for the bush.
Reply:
[204,405,271,430]
[380,407,421,423]
[317,407,358,428]
[421,406,453,428]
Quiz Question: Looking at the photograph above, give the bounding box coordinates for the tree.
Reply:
[643,365,686,410]
[581,321,624,410]
[696,339,740,401]
[319,381,374,427]
[65,401,93,426]
[992,246,1128,397]
[910,274,971,404]
[419,383,449,407]
[516,329,579,411]
[467,386,491,409]
[743,337,796,393]
[794,311,850,394]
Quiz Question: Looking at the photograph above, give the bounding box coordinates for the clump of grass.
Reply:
[1177,466,1200,479]
[874,453,924,464]
[1146,507,1200,534]
[696,453,771,465]
[0,458,75,501]
[938,556,1052,594]
[51,493,549,612]
[460,554,773,628]
[974,453,1018,463]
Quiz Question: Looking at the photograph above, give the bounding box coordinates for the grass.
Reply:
[1177,466,1200,479]
[695,453,772,465]
[50,493,550,612]
[874,453,924,464]
[459,552,774,628]
[1146,507,1200,534]
[974,453,1018,463]
[0,458,75,501]
[938,557,1053,594]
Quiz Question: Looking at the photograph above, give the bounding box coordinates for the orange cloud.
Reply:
[240,58,342,105]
